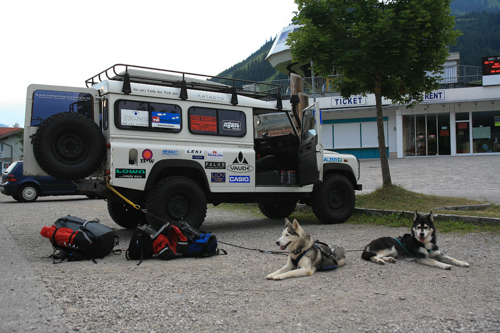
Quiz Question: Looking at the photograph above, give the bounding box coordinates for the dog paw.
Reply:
[273,276,284,280]
[387,258,397,263]
[376,259,386,265]
[443,264,452,270]
[266,274,275,280]
[458,261,470,268]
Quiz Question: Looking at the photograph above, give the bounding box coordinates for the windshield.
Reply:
[254,112,295,138]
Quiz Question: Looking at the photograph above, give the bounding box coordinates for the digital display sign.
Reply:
[482,55,500,76]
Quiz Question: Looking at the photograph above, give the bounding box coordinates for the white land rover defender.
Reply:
[23,64,361,229]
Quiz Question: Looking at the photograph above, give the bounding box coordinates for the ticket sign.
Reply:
[482,55,500,76]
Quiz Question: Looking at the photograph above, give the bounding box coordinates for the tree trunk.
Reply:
[374,77,392,187]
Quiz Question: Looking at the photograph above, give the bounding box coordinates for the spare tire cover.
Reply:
[33,112,106,181]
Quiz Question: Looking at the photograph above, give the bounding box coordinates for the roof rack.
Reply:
[85,64,283,109]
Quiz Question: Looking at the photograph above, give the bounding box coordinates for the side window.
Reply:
[115,100,181,133]
[188,107,246,137]
[31,90,93,126]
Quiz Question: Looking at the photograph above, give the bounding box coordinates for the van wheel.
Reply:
[311,174,355,224]
[12,194,21,202]
[258,201,297,219]
[146,176,207,230]
[33,112,106,181]
[18,184,39,202]
[107,200,147,229]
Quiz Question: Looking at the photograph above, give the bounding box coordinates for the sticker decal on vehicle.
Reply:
[161,150,181,157]
[205,162,226,169]
[228,151,254,173]
[229,175,250,183]
[115,169,146,178]
[211,172,226,183]
[186,149,204,154]
[141,149,154,163]
[324,157,343,163]
[207,150,223,160]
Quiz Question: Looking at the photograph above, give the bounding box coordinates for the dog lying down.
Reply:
[267,218,346,280]
[362,211,469,270]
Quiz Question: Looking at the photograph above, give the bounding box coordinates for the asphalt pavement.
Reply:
[357,155,500,205]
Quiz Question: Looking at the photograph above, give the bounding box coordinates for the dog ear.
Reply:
[414,211,419,221]
[292,219,300,230]
[285,218,292,227]
[428,211,434,222]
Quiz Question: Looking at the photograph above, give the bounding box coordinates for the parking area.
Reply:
[1,185,499,332]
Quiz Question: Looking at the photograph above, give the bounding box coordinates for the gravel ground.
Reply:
[1,194,499,333]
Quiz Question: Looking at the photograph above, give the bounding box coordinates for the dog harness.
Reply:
[393,237,412,255]
[291,242,338,271]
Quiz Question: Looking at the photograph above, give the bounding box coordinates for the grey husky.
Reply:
[362,211,470,270]
[267,218,346,280]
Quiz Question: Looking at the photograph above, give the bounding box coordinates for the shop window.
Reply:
[472,111,500,153]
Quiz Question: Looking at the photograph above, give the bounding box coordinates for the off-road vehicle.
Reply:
[23,64,361,229]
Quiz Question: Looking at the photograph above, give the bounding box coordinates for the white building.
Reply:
[0,128,23,172]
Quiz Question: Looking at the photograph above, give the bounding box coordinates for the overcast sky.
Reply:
[0,0,297,127]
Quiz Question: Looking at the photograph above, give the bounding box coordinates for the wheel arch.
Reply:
[145,160,209,192]
[323,163,357,187]
[18,181,42,195]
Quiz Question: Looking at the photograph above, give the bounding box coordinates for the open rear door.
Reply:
[298,101,323,186]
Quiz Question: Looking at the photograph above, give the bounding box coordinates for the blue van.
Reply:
[1,161,79,202]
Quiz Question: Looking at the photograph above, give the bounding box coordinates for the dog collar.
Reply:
[291,246,304,255]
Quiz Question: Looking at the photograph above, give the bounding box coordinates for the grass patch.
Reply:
[213,185,500,234]
[356,185,500,218]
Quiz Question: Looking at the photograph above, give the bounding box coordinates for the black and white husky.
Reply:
[267,218,346,280]
[362,211,470,270]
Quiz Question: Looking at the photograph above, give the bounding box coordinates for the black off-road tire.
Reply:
[311,173,355,224]
[18,183,40,202]
[258,201,297,219]
[107,200,147,229]
[33,112,106,181]
[146,176,207,230]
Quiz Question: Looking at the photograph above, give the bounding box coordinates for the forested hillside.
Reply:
[213,38,288,86]
[451,11,500,66]
[217,1,500,81]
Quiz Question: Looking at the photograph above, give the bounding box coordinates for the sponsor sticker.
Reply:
[211,172,226,183]
[324,157,343,163]
[161,150,181,157]
[186,149,204,154]
[228,151,254,173]
[207,150,223,160]
[205,162,226,169]
[115,168,146,178]
[151,112,181,129]
[140,149,154,163]
[229,175,250,183]
[222,120,241,131]
[190,115,217,133]
[121,109,149,127]
[192,155,204,160]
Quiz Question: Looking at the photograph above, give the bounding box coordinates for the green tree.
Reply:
[289,0,461,187]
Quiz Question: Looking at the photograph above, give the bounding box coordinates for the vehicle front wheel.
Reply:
[146,176,207,230]
[18,184,40,202]
[107,200,147,229]
[258,200,297,219]
[311,174,355,224]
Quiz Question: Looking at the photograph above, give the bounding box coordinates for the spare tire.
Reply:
[33,112,106,181]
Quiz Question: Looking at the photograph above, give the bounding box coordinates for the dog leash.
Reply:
[217,241,288,255]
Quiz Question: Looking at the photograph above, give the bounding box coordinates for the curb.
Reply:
[353,207,500,225]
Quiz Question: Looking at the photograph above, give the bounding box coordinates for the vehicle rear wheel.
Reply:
[18,184,39,202]
[107,200,147,229]
[11,194,21,202]
[311,173,355,224]
[146,176,207,230]
[33,112,106,181]
[258,200,297,219]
